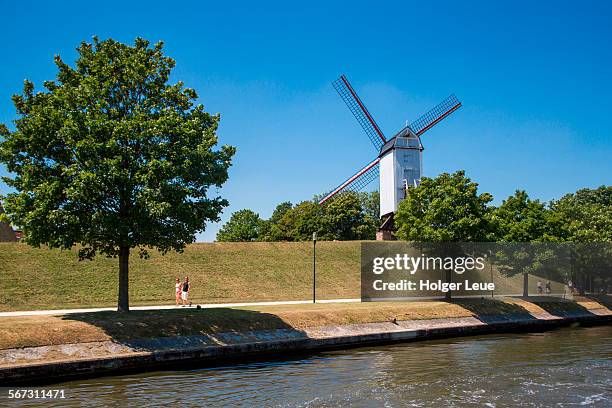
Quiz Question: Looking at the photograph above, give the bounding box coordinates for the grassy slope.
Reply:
[0,242,360,311]
[0,241,564,312]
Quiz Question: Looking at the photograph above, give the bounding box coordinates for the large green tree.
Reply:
[269,201,293,225]
[270,201,324,241]
[259,201,293,241]
[216,209,263,242]
[395,171,494,299]
[395,171,494,242]
[491,190,563,242]
[550,186,612,293]
[267,191,378,241]
[321,191,376,240]
[0,38,235,312]
[358,191,381,235]
[358,191,380,227]
[490,190,566,296]
[551,186,612,242]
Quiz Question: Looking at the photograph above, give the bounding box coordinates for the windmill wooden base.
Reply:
[376,213,396,241]
[0,204,17,242]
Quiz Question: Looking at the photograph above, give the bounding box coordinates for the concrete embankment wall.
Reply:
[1,312,610,385]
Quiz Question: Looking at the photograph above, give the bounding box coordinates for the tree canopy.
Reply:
[0,37,235,311]
[216,209,263,242]
[395,171,495,242]
[269,201,293,225]
[358,191,380,226]
[491,190,565,242]
[217,191,379,242]
[259,201,293,241]
[550,186,612,292]
[551,186,612,243]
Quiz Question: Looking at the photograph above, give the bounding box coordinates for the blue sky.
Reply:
[1,1,611,241]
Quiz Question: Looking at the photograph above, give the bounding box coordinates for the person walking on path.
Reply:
[181,276,191,307]
[175,277,181,306]
[537,280,543,294]
[545,281,552,294]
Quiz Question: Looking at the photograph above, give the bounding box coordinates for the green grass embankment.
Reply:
[0,241,565,312]
[0,242,360,311]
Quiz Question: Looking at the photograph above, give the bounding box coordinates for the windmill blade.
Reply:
[408,94,462,136]
[333,75,386,151]
[319,158,380,205]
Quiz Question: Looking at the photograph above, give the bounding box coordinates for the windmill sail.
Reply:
[408,94,461,136]
[333,75,386,151]
[318,158,380,204]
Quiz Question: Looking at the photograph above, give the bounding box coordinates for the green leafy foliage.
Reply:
[550,186,612,291]
[395,171,495,242]
[270,201,293,225]
[491,190,565,242]
[271,201,324,241]
[551,186,612,243]
[358,191,381,230]
[219,191,379,242]
[0,37,235,310]
[259,201,293,241]
[216,209,263,242]
[487,190,567,283]
[270,191,378,241]
[321,192,376,240]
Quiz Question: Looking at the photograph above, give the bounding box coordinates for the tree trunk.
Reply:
[118,246,130,312]
[523,272,529,297]
[445,269,452,301]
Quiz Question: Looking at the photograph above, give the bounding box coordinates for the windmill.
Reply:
[318,74,462,239]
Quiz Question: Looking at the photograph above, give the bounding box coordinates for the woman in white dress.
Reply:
[175,277,181,306]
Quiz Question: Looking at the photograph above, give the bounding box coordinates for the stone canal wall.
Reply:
[1,308,610,385]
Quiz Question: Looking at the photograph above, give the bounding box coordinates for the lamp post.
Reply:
[312,232,317,304]
[486,254,494,299]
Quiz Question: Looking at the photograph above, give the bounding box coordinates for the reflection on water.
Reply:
[10,326,612,407]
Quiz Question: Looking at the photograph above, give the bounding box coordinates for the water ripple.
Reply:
[11,325,612,408]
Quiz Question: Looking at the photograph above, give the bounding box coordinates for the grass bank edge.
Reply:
[0,298,608,351]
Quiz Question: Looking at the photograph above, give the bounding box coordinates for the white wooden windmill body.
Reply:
[378,128,423,216]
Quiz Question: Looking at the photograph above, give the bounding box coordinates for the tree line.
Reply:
[217,170,611,245]
[217,191,381,241]
[395,171,611,295]
[218,170,611,293]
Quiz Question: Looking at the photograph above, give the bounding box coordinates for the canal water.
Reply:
[11,325,612,407]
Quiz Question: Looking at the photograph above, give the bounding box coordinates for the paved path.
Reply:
[0,298,362,317]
